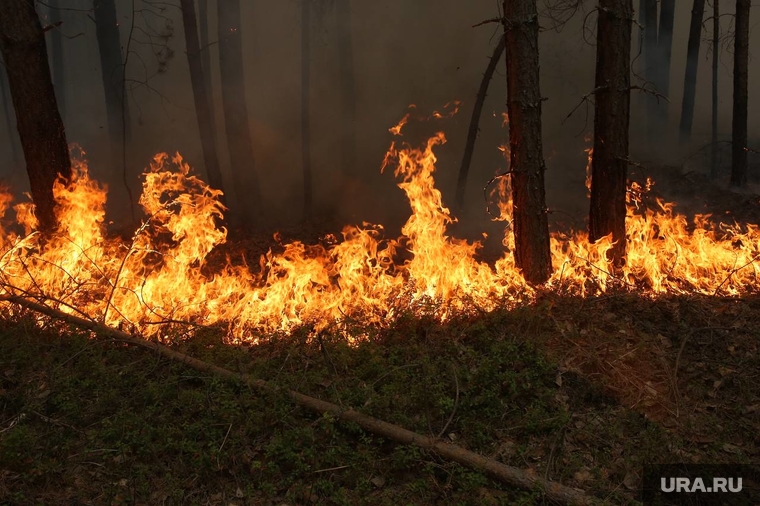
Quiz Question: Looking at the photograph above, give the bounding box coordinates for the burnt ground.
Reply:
[0,170,759,505]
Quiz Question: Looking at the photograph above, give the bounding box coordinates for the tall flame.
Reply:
[0,115,758,343]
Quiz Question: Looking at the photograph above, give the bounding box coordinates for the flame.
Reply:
[0,112,759,343]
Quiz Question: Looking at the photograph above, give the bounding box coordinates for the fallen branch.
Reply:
[2,295,608,506]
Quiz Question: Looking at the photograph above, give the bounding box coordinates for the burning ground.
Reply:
[0,118,759,504]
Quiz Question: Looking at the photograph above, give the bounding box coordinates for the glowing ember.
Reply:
[0,116,758,343]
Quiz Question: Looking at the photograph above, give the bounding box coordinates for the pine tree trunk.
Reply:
[730,0,750,187]
[642,0,658,144]
[301,0,312,216]
[0,0,72,233]
[0,66,21,166]
[502,0,552,285]
[336,0,356,180]
[711,0,720,179]
[679,0,706,143]
[456,36,505,212]
[48,0,66,120]
[655,0,674,125]
[198,0,216,144]
[589,0,633,267]
[179,0,226,206]
[94,0,130,155]
[218,0,261,220]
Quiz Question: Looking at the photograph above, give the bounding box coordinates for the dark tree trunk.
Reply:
[94,0,130,154]
[301,0,312,215]
[0,65,21,166]
[47,0,66,120]
[655,0,674,124]
[642,0,659,143]
[730,0,750,187]
[589,0,633,267]
[502,0,552,285]
[456,36,505,212]
[679,0,706,143]
[218,0,261,220]
[711,0,720,179]
[179,0,226,206]
[335,0,356,180]
[198,0,216,143]
[0,0,72,233]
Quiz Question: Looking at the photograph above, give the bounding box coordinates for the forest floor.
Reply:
[1,166,760,505]
[0,292,758,505]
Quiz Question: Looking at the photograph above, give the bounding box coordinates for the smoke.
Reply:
[0,0,758,231]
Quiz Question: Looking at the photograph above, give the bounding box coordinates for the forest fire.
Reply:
[0,122,758,344]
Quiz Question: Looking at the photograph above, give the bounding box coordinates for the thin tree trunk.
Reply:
[456,36,505,212]
[179,0,226,207]
[302,0,312,216]
[730,0,750,187]
[48,0,66,120]
[679,0,706,143]
[589,0,633,267]
[198,0,216,144]
[502,0,552,285]
[218,0,260,221]
[711,0,720,179]
[0,65,21,166]
[655,0,674,125]
[0,0,72,233]
[94,0,130,157]
[642,0,658,144]
[336,0,356,180]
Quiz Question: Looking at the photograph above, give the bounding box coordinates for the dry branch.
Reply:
[1,295,610,506]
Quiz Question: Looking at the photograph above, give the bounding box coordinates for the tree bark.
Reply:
[301,0,312,216]
[335,0,356,180]
[502,0,552,285]
[218,0,261,221]
[198,0,216,145]
[456,36,505,212]
[642,0,659,144]
[730,0,750,187]
[0,65,21,166]
[47,0,66,120]
[655,0,674,125]
[0,0,72,233]
[94,0,130,156]
[711,0,719,179]
[179,0,226,207]
[589,0,633,267]
[678,0,706,143]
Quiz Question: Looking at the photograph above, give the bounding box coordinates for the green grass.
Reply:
[1,295,758,505]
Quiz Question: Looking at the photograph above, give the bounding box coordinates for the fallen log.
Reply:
[2,295,609,506]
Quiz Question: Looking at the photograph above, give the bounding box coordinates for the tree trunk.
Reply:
[301,0,312,216]
[47,0,66,120]
[502,0,552,285]
[730,0,750,187]
[642,0,658,144]
[198,0,216,144]
[0,65,21,166]
[678,0,705,143]
[0,0,72,233]
[335,0,356,180]
[655,0,674,124]
[180,0,226,207]
[456,36,505,212]
[94,0,130,156]
[218,0,261,221]
[711,0,720,179]
[589,0,633,267]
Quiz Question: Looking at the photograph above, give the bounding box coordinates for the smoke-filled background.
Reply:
[0,0,757,232]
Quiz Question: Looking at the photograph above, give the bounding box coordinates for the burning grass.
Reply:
[0,116,760,343]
